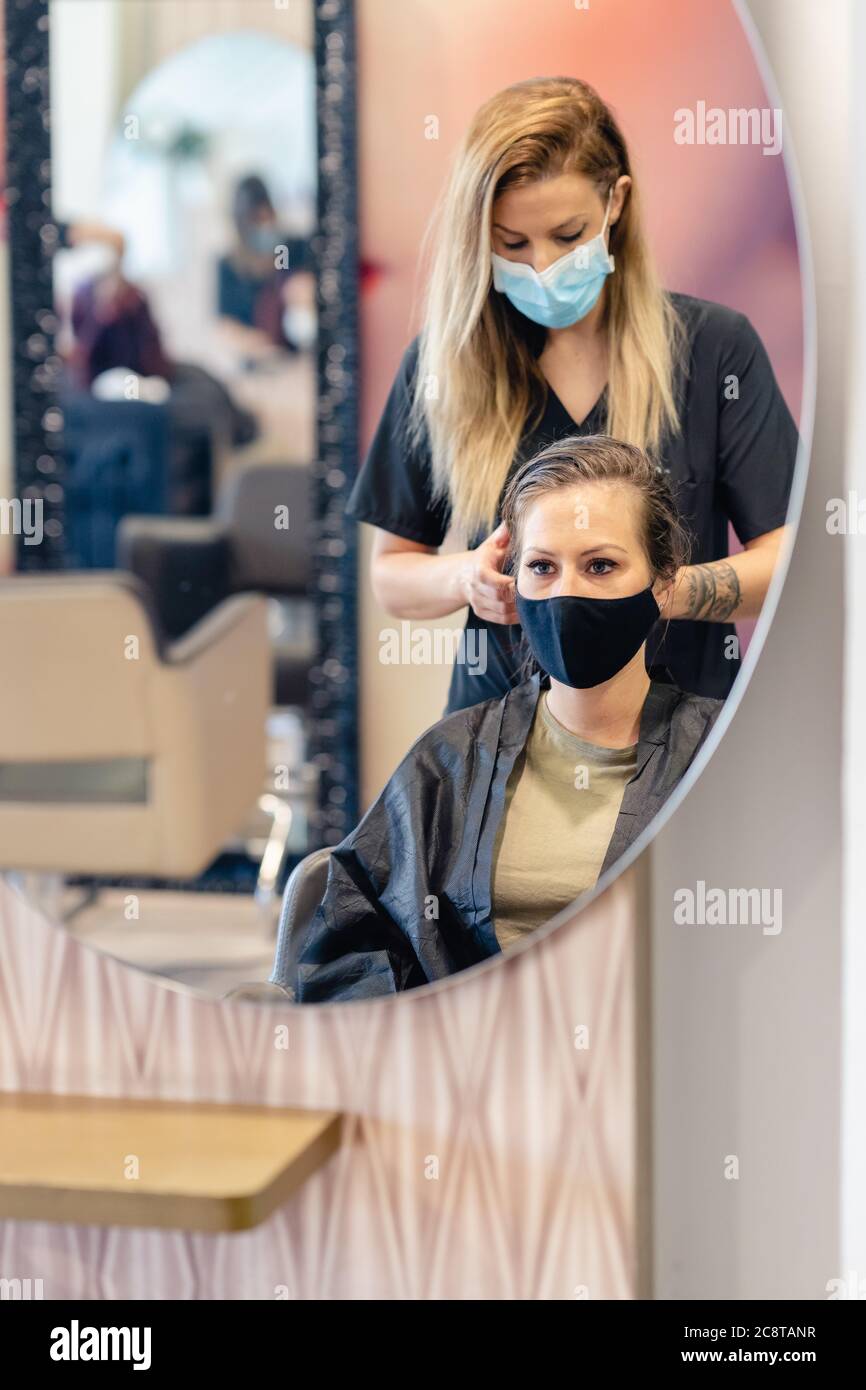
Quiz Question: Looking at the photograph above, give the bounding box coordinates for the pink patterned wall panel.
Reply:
[0,869,641,1300]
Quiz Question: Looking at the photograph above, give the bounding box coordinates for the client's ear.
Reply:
[652,574,675,615]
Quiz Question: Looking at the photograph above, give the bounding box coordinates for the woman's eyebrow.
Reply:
[522,542,629,558]
[493,214,588,236]
[550,213,588,232]
[579,543,628,556]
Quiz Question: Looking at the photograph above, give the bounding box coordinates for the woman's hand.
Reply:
[369,523,517,623]
[456,522,518,625]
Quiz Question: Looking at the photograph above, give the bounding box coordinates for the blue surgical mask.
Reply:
[491,190,615,329]
[244,222,278,256]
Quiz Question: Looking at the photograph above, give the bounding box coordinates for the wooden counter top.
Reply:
[0,1091,342,1232]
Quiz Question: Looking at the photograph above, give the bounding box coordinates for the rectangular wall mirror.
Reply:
[0,0,359,995]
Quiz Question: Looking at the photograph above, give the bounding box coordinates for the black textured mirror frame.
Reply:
[309,0,360,843]
[4,0,62,567]
[3,0,360,847]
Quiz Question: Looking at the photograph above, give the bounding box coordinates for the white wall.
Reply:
[50,0,121,221]
[843,0,866,1294]
[650,0,847,1298]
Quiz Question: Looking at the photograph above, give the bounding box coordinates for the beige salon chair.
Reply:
[269,845,332,997]
[222,980,295,1005]
[0,573,271,884]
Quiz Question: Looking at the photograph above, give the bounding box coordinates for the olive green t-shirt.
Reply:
[492,691,638,951]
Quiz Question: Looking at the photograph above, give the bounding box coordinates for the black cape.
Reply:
[274,672,723,1003]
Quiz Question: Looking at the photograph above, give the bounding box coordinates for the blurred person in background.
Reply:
[58,217,257,451]
[217,173,315,356]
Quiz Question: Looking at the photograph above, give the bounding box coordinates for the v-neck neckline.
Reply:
[544,377,607,430]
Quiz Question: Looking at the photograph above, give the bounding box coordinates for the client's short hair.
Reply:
[500,433,692,583]
[499,434,693,681]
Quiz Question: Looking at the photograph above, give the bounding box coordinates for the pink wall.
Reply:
[358,0,802,430]
[357,0,804,657]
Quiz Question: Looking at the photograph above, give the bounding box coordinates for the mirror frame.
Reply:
[3,0,360,854]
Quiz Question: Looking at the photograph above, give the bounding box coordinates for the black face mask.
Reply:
[515,584,661,689]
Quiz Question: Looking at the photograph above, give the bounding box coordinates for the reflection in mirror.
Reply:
[0,0,360,999]
[1,1,803,1011]
[268,64,802,1005]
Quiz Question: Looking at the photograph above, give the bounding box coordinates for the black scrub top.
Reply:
[347,292,799,712]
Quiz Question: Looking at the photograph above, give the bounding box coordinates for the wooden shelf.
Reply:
[0,1091,342,1233]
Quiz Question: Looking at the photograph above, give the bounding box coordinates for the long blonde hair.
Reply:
[409,76,687,542]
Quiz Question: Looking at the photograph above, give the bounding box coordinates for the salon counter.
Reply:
[0,1092,342,1232]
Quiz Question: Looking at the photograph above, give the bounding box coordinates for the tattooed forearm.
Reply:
[681,560,742,621]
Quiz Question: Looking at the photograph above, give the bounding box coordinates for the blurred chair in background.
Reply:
[269,844,332,998]
[117,462,315,707]
[0,573,277,910]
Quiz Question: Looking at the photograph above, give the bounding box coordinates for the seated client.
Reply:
[274,435,724,1003]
